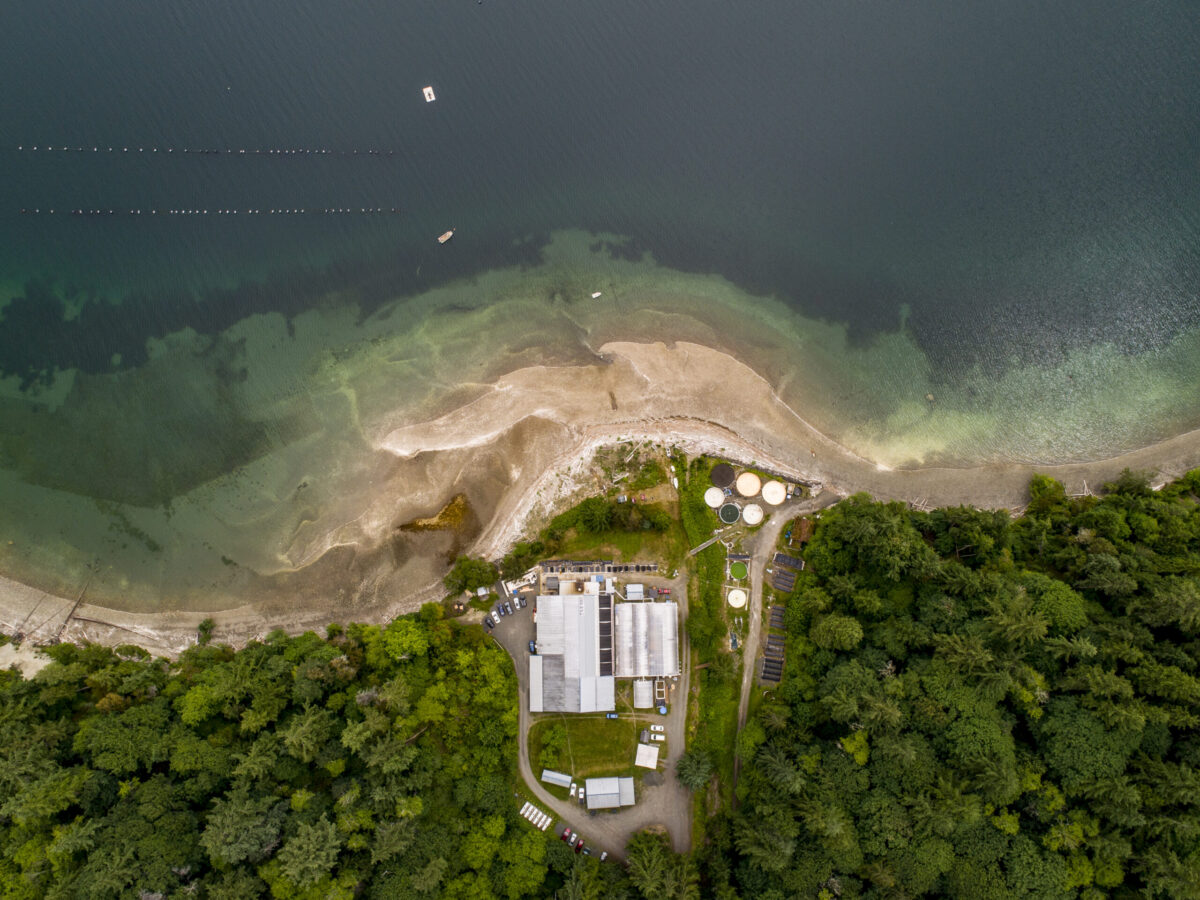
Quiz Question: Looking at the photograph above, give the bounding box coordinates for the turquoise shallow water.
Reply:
[1,1,1199,610]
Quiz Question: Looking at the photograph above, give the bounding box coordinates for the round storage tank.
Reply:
[727,589,747,609]
[710,463,735,488]
[736,472,762,497]
[704,486,725,508]
[718,503,741,524]
[743,503,764,525]
[761,480,786,506]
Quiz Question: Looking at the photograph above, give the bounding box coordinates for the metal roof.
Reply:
[541,769,572,788]
[585,776,636,809]
[635,743,660,769]
[619,777,635,806]
[633,680,654,708]
[532,594,615,713]
[529,656,544,713]
[614,602,680,678]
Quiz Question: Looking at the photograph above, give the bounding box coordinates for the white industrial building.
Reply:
[585,776,636,810]
[529,590,615,713]
[529,568,679,714]
[614,601,680,678]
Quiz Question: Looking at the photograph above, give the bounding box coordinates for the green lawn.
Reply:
[555,519,688,571]
[528,714,640,780]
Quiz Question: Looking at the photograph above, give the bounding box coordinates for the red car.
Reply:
[574,837,584,853]
[560,828,572,843]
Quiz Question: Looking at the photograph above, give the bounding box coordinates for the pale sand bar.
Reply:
[3,339,1200,655]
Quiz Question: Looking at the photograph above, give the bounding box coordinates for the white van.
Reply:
[650,734,666,742]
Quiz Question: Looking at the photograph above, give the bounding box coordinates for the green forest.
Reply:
[3,467,1200,898]
[0,606,637,898]
[717,469,1200,899]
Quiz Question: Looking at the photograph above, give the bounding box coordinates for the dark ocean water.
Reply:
[3,0,1198,383]
[2,1,1200,612]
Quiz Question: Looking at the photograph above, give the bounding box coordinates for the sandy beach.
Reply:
[3,337,1199,656]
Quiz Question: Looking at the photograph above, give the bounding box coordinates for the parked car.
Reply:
[569,783,577,798]
[484,620,494,631]
[503,601,513,615]
[574,837,584,853]
[561,828,572,843]
[600,851,608,862]
[529,640,537,654]
[605,712,619,720]
[517,596,527,608]
[650,724,665,733]
[582,847,592,856]
[650,734,666,742]
[579,787,586,803]
[496,605,506,618]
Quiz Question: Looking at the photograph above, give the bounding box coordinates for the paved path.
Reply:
[731,491,839,797]
[492,569,694,858]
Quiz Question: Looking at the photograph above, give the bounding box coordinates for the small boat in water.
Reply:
[423,85,436,102]
[438,229,454,244]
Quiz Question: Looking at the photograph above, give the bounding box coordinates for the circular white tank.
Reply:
[727,588,747,608]
[743,503,764,525]
[704,486,725,508]
[761,480,786,506]
[735,472,762,497]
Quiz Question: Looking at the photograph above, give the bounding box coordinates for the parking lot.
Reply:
[487,589,536,664]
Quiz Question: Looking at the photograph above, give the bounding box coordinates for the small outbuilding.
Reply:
[633,680,654,708]
[541,769,573,788]
[636,743,661,769]
[586,776,636,810]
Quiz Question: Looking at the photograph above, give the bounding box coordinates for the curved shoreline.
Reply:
[3,339,1200,656]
